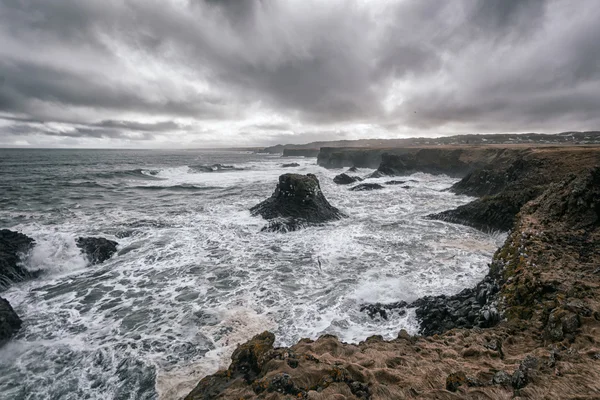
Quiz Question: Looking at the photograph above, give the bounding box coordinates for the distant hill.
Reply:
[257,131,600,153]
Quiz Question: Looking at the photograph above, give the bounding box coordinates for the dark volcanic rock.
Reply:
[250,174,345,232]
[346,166,358,173]
[373,149,472,178]
[384,180,406,185]
[0,296,22,346]
[427,187,543,231]
[412,273,502,335]
[333,173,363,185]
[350,183,384,191]
[281,163,300,168]
[361,273,502,335]
[185,331,275,399]
[76,237,118,265]
[0,229,36,290]
[189,164,243,173]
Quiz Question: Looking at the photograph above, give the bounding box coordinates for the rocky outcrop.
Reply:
[428,147,600,231]
[188,147,600,399]
[333,173,363,185]
[282,149,320,157]
[76,237,118,265]
[349,183,384,191]
[281,163,300,168]
[428,188,543,231]
[317,147,392,169]
[0,296,22,346]
[0,229,37,290]
[250,174,345,232]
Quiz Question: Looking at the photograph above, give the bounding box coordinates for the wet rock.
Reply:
[333,173,363,185]
[0,296,22,346]
[427,187,543,231]
[360,301,408,320]
[250,174,346,232]
[185,331,275,399]
[346,166,358,173]
[76,237,118,265]
[0,229,37,290]
[384,180,406,185]
[411,275,501,335]
[230,331,275,380]
[282,163,300,168]
[189,163,243,173]
[350,183,384,191]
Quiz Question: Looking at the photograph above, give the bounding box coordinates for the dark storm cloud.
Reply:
[0,0,599,145]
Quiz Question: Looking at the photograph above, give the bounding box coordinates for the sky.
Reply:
[0,0,599,148]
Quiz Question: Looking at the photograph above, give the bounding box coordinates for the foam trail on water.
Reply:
[0,151,505,400]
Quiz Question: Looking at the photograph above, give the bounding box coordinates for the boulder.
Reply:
[0,296,22,346]
[0,229,36,290]
[350,183,384,191]
[76,237,118,265]
[346,166,358,173]
[333,173,363,185]
[282,163,300,168]
[250,174,345,232]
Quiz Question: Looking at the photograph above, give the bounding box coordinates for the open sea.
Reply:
[0,149,504,399]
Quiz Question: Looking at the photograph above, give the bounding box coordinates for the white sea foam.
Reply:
[0,152,505,400]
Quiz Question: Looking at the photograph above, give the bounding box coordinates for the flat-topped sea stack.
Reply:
[282,148,320,157]
[250,173,346,232]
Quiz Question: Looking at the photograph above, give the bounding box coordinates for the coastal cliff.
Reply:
[186,146,600,399]
[283,149,320,158]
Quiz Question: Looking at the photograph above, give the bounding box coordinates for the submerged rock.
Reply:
[250,174,345,232]
[0,229,37,290]
[76,237,118,265]
[281,163,300,168]
[0,296,22,346]
[350,183,384,191]
[333,173,363,185]
[189,164,243,173]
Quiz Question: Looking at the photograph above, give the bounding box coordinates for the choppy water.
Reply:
[0,149,504,399]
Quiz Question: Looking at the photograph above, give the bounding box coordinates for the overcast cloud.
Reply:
[0,0,598,148]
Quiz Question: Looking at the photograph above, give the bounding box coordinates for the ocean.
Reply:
[0,149,504,399]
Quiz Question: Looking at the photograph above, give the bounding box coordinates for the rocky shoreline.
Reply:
[0,231,120,347]
[186,145,600,399]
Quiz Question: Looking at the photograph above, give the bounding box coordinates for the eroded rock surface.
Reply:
[250,174,345,232]
[76,237,118,265]
[0,296,22,346]
[349,183,384,191]
[333,173,363,185]
[188,150,600,399]
[0,229,36,290]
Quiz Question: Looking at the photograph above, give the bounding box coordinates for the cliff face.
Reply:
[282,149,320,157]
[186,146,600,399]
[317,147,394,169]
